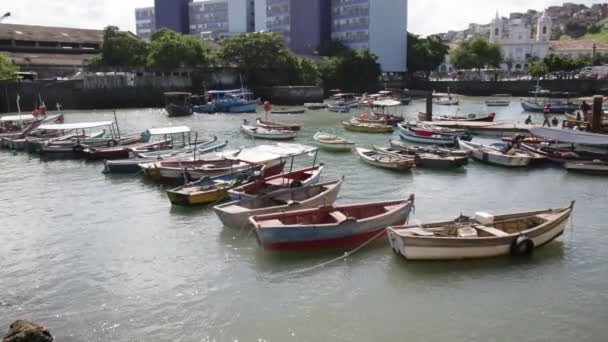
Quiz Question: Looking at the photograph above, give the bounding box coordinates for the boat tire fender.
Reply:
[290,180,303,188]
[73,145,85,153]
[107,139,118,147]
[510,235,535,257]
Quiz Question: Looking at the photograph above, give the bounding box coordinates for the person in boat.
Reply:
[525,115,533,125]
[576,111,582,122]
[580,100,591,122]
[542,104,552,127]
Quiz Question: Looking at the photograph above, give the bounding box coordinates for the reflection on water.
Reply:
[1,102,607,341]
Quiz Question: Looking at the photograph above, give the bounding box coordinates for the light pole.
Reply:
[0,12,10,22]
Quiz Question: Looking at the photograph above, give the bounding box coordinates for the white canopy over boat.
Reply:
[38,121,114,130]
[230,143,318,163]
[529,127,608,146]
[0,115,36,122]
[146,126,191,135]
[372,99,402,107]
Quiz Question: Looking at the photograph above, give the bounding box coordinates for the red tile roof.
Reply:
[549,39,608,51]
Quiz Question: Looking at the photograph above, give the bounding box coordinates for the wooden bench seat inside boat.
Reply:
[404,227,435,236]
[475,225,509,237]
[258,219,283,228]
[329,211,349,222]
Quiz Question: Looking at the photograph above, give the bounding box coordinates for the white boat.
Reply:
[433,98,459,106]
[356,147,415,171]
[565,160,608,175]
[240,124,297,140]
[485,100,510,107]
[313,131,355,152]
[327,104,350,113]
[214,179,343,229]
[388,202,574,260]
[458,139,531,167]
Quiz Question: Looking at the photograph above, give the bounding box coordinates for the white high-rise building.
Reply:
[135,7,156,41]
[189,0,254,40]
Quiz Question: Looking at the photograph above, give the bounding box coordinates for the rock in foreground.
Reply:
[3,320,53,342]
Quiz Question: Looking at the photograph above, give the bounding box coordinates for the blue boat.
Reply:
[194,89,259,114]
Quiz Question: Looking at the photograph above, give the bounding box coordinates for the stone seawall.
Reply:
[256,86,324,105]
[408,79,608,97]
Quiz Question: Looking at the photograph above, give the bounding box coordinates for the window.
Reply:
[495,28,499,36]
[542,26,547,35]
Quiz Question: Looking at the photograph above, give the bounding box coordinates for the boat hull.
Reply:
[459,140,530,167]
[565,161,608,175]
[521,101,577,114]
[388,210,570,260]
[166,104,193,117]
[342,122,393,133]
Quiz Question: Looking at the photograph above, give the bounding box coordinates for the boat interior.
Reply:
[256,201,405,227]
[230,183,334,210]
[394,210,566,238]
[240,169,318,195]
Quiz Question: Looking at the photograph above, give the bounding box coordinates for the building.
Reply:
[331,0,408,72]
[189,0,254,40]
[0,24,106,78]
[135,7,156,41]
[548,40,608,58]
[154,0,192,34]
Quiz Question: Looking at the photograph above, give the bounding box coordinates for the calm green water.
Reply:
[1,99,607,341]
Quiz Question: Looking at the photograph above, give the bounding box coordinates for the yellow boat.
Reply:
[342,120,393,133]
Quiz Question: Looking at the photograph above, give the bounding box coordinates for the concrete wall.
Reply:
[369,0,407,72]
[257,86,324,105]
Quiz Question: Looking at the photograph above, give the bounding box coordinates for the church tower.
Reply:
[536,12,552,42]
[490,12,503,43]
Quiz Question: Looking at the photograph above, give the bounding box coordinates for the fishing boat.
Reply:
[240,123,297,140]
[458,139,532,167]
[356,113,403,126]
[228,165,324,201]
[313,131,355,152]
[256,118,301,131]
[214,179,343,229]
[270,108,306,115]
[521,100,577,114]
[37,121,120,156]
[565,160,608,175]
[520,127,608,163]
[327,104,350,113]
[305,103,327,110]
[485,100,510,107]
[397,123,460,146]
[356,147,415,171]
[389,139,471,157]
[387,201,575,260]
[250,196,415,251]
[417,112,496,122]
[433,98,459,106]
[164,92,193,117]
[376,145,469,169]
[342,119,393,133]
[166,166,265,206]
[196,89,259,114]
[520,143,607,164]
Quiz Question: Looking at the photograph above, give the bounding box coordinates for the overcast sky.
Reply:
[2,0,607,36]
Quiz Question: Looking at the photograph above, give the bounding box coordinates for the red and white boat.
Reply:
[250,196,415,251]
[227,165,324,201]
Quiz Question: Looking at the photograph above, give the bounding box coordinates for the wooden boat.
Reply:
[565,160,608,175]
[388,202,575,260]
[305,103,327,110]
[417,112,495,122]
[389,139,471,157]
[83,138,164,160]
[485,100,510,107]
[342,120,393,133]
[270,108,306,115]
[214,179,343,229]
[397,123,459,146]
[312,132,355,152]
[166,166,264,206]
[489,143,548,166]
[164,92,193,117]
[251,196,415,251]
[520,143,606,164]
[327,104,350,113]
[375,145,469,169]
[433,98,459,106]
[241,124,297,140]
[356,147,415,171]
[256,118,301,131]
[228,165,324,201]
[134,136,218,159]
[458,139,532,167]
[521,100,577,114]
[355,113,403,126]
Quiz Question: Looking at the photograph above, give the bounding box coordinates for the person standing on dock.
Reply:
[580,100,591,122]
[542,104,552,127]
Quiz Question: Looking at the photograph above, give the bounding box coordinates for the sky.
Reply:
[1,0,607,36]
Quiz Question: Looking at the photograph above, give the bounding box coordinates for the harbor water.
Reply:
[1,98,607,341]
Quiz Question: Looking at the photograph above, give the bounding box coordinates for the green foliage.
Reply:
[583,29,608,42]
[318,49,381,92]
[407,33,450,73]
[147,28,212,68]
[298,57,321,86]
[0,53,19,80]
[542,54,589,73]
[219,32,291,75]
[528,62,548,78]
[450,37,503,70]
[565,20,589,39]
[100,26,148,66]
[318,40,351,57]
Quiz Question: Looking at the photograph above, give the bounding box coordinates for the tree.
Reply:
[450,37,503,71]
[318,50,381,92]
[318,40,351,57]
[407,33,450,75]
[147,28,212,68]
[298,57,321,86]
[219,32,292,81]
[564,20,588,39]
[528,62,548,79]
[0,53,18,80]
[99,26,148,66]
